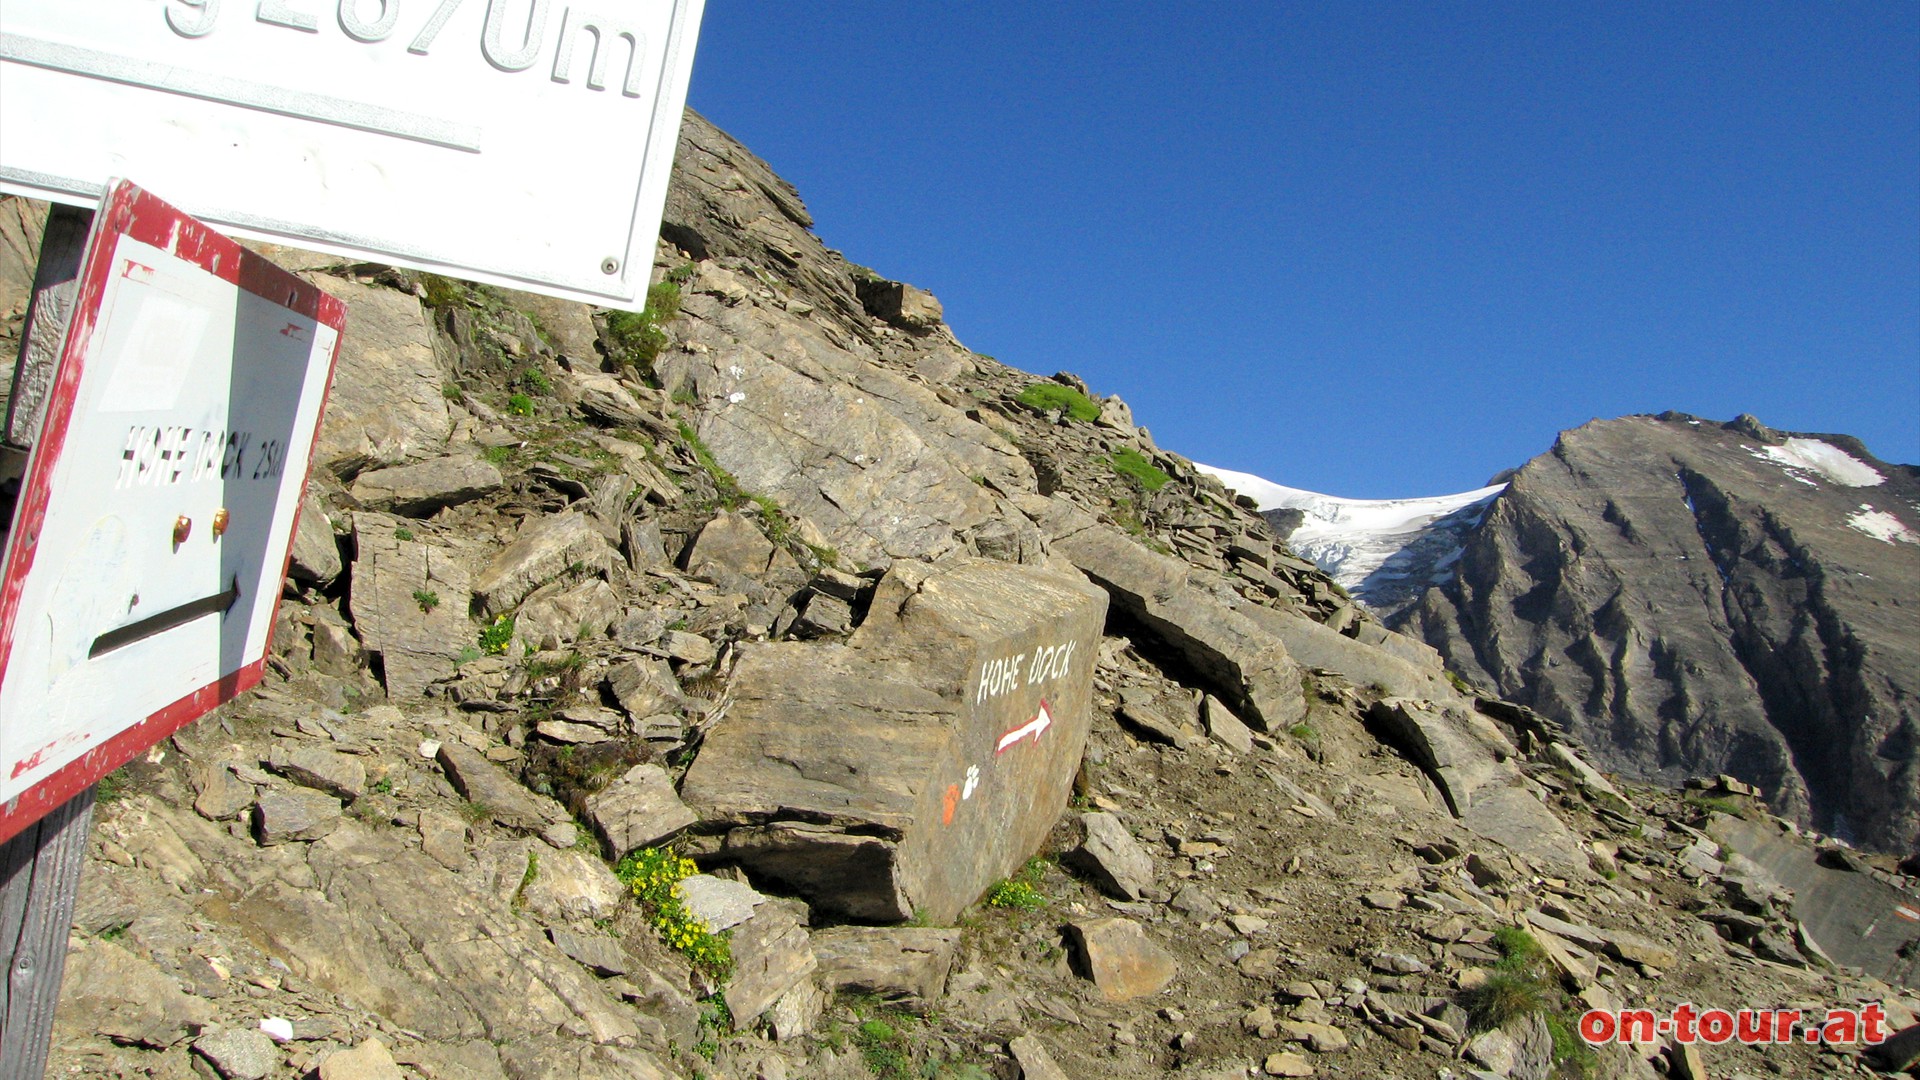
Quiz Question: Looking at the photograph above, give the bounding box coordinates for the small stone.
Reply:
[1228,914,1270,935]
[268,744,367,801]
[679,874,769,932]
[1362,890,1405,911]
[252,790,342,846]
[1007,1034,1070,1080]
[257,1018,294,1043]
[1370,952,1429,974]
[194,765,257,821]
[540,820,579,849]
[1466,1028,1519,1074]
[1602,929,1678,970]
[193,1027,278,1079]
[318,1038,405,1080]
[1279,1020,1349,1053]
[1067,918,1177,1001]
[1263,1050,1315,1077]
[1066,812,1155,901]
[1203,694,1254,754]
[661,629,717,664]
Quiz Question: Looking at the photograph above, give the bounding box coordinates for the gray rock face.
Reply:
[583,763,697,860]
[472,511,619,618]
[348,515,472,698]
[810,927,962,1009]
[348,453,503,516]
[1398,413,1920,852]
[1040,498,1305,732]
[308,276,451,474]
[58,940,214,1047]
[682,558,1107,922]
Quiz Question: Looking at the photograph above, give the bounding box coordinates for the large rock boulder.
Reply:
[682,558,1107,922]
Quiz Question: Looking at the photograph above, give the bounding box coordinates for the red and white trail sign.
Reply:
[0,181,344,844]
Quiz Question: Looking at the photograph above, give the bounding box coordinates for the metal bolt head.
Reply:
[212,508,230,538]
[600,257,620,275]
[173,515,192,546]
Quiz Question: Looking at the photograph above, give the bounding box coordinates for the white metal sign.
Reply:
[0,181,345,842]
[0,0,705,310]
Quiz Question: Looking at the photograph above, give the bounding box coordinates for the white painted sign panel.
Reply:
[0,181,345,842]
[0,0,706,310]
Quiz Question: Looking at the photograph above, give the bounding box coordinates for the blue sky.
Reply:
[684,3,1919,498]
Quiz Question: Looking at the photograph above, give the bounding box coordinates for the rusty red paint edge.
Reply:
[0,660,264,846]
[0,180,346,843]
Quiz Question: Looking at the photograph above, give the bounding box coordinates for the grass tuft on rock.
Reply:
[1017,382,1100,422]
[1109,447,1171,492]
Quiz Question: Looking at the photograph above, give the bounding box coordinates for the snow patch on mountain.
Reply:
[1199,465,1504,614]
[1752,438,1885,488]
[1848,505,1919,545]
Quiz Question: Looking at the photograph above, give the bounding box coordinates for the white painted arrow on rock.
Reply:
[996,700,1053,754]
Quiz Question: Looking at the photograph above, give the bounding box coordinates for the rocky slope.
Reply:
[3,116,1916,1080]
[1394,414,1920,856]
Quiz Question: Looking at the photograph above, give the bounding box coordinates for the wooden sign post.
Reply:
[0,201,93,1080]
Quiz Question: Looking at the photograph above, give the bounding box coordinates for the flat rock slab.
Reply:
[1007,1034,1070,1080]
[472,510,618,617]
[1040,498,1304,731]
[810,926,962,1008]
[318,1038,405,1080]
[682,558,1106,923]
[1367,698,1513,817]
[583,763,696,860]
[1462,785,1586,872]
[194,1027,279,1080]
[723,904,817,1027]
[234,822,640,1051]
[436,739,564,833]
[678,874,767,931]
[268,744,367,801]
[56,940,214,1048]
[253,789,343,846]
[1066,812,1154,901]
[349,453,503,516]
[349,515,473,698]
[1067,917,1176,1002]
[548,927,629,977]
[1243,604,1455,703]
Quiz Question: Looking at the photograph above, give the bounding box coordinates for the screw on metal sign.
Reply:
[0,180,345,843]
